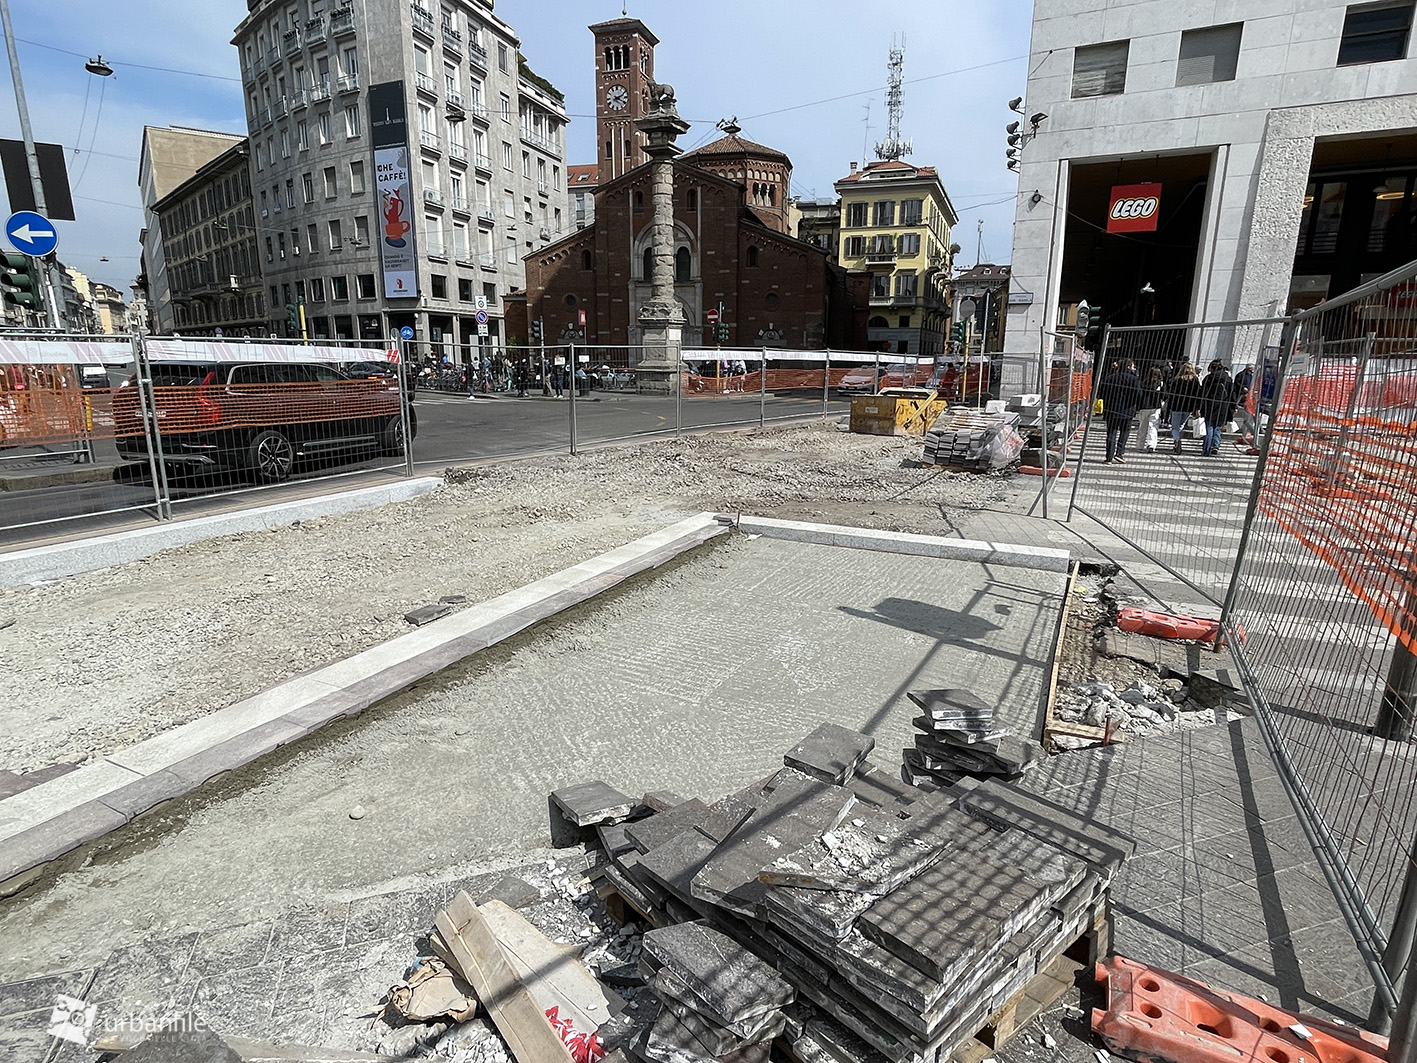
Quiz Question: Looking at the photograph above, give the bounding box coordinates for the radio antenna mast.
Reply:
[874,36,912,161]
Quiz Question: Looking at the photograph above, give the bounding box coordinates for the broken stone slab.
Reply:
[1187,666,1244,708]
[637,828,721,907]
[627,799,713,854]
[404,602,453,626]
[659,992,788,1054]
[696,773,781,843]
[953,779,1136,876]
[551,780,638,827]
[599,859,662,921]
[1098,630,1198,675]
[846,763,919,810]
[800,1017,890,1063]
[858,835,1062,982]
[914,733,1042,774]
[597,822,637,856]
[475,875,541,911]
[642,920,794,1024]
[642,1010,771,1063]
[644,790,689,812]
[649,968,789,1042]
[906,689,995,728]
[911,715,1012,746]
[783,723,876,785]
[691,775,857,916]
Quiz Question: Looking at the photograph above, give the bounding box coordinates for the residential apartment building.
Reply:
[568,164,598,229]
[792,198,842,261]
[150,138,266,337]
[1004,0,1417,388]
[947,263,1011,354]
[834,160,958,357]
[137,126,247,334]
[232,0,570,360]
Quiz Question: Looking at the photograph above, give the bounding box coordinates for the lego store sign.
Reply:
[1107,183,1162,233]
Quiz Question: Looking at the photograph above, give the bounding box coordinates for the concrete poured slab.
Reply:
[0,530,1067,983]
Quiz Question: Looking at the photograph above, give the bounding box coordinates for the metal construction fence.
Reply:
[1064,261,1417,1034]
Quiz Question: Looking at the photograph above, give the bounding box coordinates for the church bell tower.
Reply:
[589,18,659,179]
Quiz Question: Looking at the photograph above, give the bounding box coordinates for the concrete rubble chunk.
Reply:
[551,780,638,827]
[642,920,794,1023]
[783,723,876,784]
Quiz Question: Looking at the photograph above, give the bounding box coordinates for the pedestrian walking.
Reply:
[1137,366,1165,452]
[1199,358,1235,456]
[1231,363,1256,444]
[1165,362,1202,454]
[515,360,528,398]
[1097,358,1143,464]
[552,364,564,398]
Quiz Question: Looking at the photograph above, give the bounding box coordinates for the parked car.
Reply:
[113,360,415,483]
[836,363,910,397]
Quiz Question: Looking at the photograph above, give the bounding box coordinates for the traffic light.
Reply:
[1074,301,1090,342]
[716,322,729,344]
[530,318,543,344]
[285,303,301,332]
[1087,304,1104,347]
[0,253,38,310]
[950,321,967,352]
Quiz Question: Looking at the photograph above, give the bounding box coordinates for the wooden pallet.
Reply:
[949,907,1110,1063]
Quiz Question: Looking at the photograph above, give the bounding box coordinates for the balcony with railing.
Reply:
[423,188,445,208]
[522,131,558,155]
[467,41,488,70]
[419,128,442,153]
[442,22,463,54]
[273,96,290,120]
[305,16,326,43]
[447,142,468,163]
[865,250,897,265]
[289,88,308,110]
[266,45,280,66]
[415,71,437,97]
[467,103,490,125]
[473,153,492,173]
[410,4,434,38]
[477,208,496,225]
[330,6,355,34]
[251,52,267,77]
[446,88,464,109]
[536,182,548,196]
[310,80,332,102]
[479,252,496,269]
[337,73,359,93]
[257,106,273,127]
[282,28,301,55]
[450,195,469,214]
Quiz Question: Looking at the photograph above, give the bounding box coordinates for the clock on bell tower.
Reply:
[589,17,659,180]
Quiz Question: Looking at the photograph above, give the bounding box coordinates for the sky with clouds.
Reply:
[0,0,1034,299]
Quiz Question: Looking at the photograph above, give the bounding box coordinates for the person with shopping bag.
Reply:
[1097,358,1143,464]
[1199,359,1235,456]
[1164,362,1202,454]
[1137,366,1165,452]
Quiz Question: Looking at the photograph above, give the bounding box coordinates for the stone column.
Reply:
[634,83,691,394]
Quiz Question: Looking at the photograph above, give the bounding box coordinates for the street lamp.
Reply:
[85,55,114,77]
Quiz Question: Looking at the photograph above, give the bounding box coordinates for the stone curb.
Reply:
[730,514,1073,573]
[0,476,444,587]
[0,513,729,895]
[0,464,117,492]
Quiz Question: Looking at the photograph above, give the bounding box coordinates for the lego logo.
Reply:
[1111,196,1159,220]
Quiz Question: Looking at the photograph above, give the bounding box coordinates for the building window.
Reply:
[506,235,517,264]
[870,234,894,255]
[1072,40,1129,98]
[898,315,911,328]
[502,142,513,169]
[900,199,923,225]
[845,202,867,227]
[897,273,918,298]
[522,151,531,178]
[307,223,318,254]
[687,189,697,212]
[1338,2,1414,64]
[349,160,365,194]
[871,274,891,299]
[872,200,895,226]
[425,214,444,256]
[844,235,866,257]
[297,121,308,151]
[582,249,593,270]
[458,277,473,301]
[356,273,376,298]
[318,113,331,144]
[642,246,653,281]
[328,218,342,249]
[354,215,369,246]
[746,245,759,268]
[345,105,361,138]
[897,233,920,256]
[311,277,325,302]
[497,42,509,72]
[431,274,447,298]
[675,246,691,282]
[331,274,349,300]
[500,92,511,121]
[323,166,337,197]
[1177,23,1243,85]
[285,179,295,208]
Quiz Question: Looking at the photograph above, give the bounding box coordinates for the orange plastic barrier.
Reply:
[1092,955,1388,1063]
[1117,607,1223,642]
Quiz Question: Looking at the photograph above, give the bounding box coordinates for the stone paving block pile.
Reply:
[565,722,1136,1063]
[901,688,1045,787]
[921,409,1024,471]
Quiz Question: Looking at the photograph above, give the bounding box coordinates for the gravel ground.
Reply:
[0,423,1031,772]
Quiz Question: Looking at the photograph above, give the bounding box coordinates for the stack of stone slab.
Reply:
[579,722,1133,1063]
[901,689,1044,787]
[636,920,794,1063]
[921,408,1024,471]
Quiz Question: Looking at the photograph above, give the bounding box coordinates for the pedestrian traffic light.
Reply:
[0,253,38,309]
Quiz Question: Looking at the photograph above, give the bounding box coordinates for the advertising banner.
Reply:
[1107,183,1162,233]
[369,81,418,299]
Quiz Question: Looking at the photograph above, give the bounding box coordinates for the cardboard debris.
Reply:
[386,956,477,1023]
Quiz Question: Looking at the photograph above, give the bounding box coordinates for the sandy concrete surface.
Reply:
[0,424,1028,772]
[0,533,1063,982]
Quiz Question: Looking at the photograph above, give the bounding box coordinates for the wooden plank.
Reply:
[434,891,576,1063]
[91,1030,400,1061]
[479,898,621,1034]
[1041,560,1080,748]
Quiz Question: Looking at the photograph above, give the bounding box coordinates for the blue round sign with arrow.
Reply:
[5,210,57,257]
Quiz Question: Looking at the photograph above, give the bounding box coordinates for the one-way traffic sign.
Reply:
[5,210,57,257]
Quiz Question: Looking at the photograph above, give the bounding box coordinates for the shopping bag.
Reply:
[1189,417,1207,438]
[1094,398,1104,415]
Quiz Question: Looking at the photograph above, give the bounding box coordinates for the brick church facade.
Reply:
[506,18,863,351]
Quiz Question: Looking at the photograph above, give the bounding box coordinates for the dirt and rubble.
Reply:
[0,424,1029,773]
